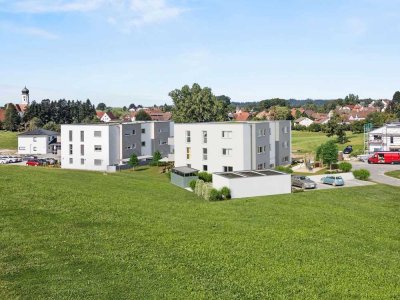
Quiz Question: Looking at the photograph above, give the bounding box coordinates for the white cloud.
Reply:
[1,0,186,30]
[0,21,59,39]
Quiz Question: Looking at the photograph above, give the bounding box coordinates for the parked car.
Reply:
[343,145,353,154]
[0,158,9,164]
[321,175,344,186]
[291,175,317,189]
[0,156,13,163]
[26,159,42,167]
[23,155,37,161]
[46,158,57,165]
[37,159,48,166]
[368,152,400,165]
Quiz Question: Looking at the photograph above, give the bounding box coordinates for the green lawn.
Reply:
[1,166,400,299]
[0,131,18,150]
[292,131,364,155]
[385,170,400,179]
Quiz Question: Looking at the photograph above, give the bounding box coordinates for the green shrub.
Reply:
[292,188,304,193]
[202,183,213,200]
[221,187,231,199]
[275,166,293,174]
[198,172,213,182]
[194,180,204,197]
[338,162,352,172]
[353,169,370,181]
[165,172,171,180]
[209,188,222,201]
[189,180,197,191]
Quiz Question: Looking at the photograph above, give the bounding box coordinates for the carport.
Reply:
[171,166,199,188]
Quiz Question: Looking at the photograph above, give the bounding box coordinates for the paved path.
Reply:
[351,161,400,186]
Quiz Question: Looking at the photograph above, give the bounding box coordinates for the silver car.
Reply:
[292,175,317,189]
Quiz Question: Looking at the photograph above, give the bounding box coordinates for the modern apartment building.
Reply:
[61,121,173,171]
[174,121,291,173]
[368,123,400,152]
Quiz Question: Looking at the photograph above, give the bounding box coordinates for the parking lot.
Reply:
[298,173,376,191]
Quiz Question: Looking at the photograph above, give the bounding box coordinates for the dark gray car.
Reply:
[291,175,317,189]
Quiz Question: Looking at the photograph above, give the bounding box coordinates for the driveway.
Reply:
[352,161,400,186]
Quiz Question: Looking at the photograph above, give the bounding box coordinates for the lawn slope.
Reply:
[0,131,18,150]
[0,166,399,299]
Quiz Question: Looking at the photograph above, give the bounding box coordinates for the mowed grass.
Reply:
[385,170,400,179]
[0,131,18,150]
[1,166,400,299]
[292,131,364,154]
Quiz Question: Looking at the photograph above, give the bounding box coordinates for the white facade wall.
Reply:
[174,123,256,173]
[18,136,50,155]
[213,173,291,198]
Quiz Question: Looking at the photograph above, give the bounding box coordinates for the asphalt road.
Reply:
[352,161,400,186]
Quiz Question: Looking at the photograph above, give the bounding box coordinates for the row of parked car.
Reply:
[25,157,58,166]
[292,175,345,189]
[0,155,23,164]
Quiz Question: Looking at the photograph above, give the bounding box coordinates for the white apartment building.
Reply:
[61,121,173,171]
[174,121,291,173]
[368,123,400,152]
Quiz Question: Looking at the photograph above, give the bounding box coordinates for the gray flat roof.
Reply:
[174,120,288,125]
[18,128,59,136]
[214,169,286,179]
[60,121,172,127]
[173,166,199,174]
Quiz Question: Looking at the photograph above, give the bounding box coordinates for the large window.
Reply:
[69,130,73,142]
[203,165,208,171]
[80,158,85,165]
[203,148,208,160]
[222,148,232,156]
[94,131,101,137]
[186,147,191,160]
[390,136,394,144]
[141,128,146,134]
[69,158,73,164]
[223,166,233,172]
[257,146,265,154]
[222,131,232,139]
[80,144,84,156]
[80,131,84,142]
[258,129,266,137]
[141,141,146,147]
[69,144,73,155]
[33,137,37,142]
[185,131,191,143]
[94,159,102,166]
[94,145,102,152]
[202,131,207,143]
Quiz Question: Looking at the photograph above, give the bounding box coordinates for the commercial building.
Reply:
[174,121,291,173]
[368,123,400,153]
[60,121,173,171]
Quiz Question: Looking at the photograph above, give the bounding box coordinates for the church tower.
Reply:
[21,86,29,105]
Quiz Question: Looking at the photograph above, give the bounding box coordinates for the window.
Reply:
[80,131,84,142]
[80,144,84,156]
[124,132,131,136]
[187,164,191,168]
[257,146,264,154]
[94,159,102,166]
[19,147,26,151]
[270,164,275,168]
[263,146,267,152]
[69,130,73,142]
[257,164,263,170]
[69,158,73,164]
[33,147,37,151]
[132,130,136,135]
[263,163,267,169]
[69,144,73,155]
[141,141,146,147]
[185,131,191,143]
[222,148,232,156]
[159,140,167,145]
[283,126,289,133]
[203,165,208,171]
[186,147,191,160]
[32,137,37,142]
[258,129,266,137]
[222,131,232,139]
[125,145,132,150]
[283,156,289,162]
[80,158,85,165]
[202,131,207,143]
[390,136,394,144]
[203,148,208,160]
[141,128,145,134]
[133,143,136,149]
[94,145,102,152]
[223,166,233,172]
[94,131,101,137]
[282,141,288,148]
[269,128,272,135]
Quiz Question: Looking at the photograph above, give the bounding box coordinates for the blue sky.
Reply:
[1,0,399,106]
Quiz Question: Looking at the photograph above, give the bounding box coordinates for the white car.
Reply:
[0,158,9,164]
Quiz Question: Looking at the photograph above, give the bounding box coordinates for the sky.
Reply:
[0,0,400,106]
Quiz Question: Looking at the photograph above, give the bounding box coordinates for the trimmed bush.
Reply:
[198,172,213,182]
[209,188,222,201]
[338,162,352,172]
[353,169,370,181]
[275,166,293,174]
[189,180,197,191]
[202,183,213,200]
[221,187,231,200]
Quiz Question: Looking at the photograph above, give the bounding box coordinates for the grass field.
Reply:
[292,131,364,155]
[1,166,400,298]
[0,131,18,150]
[385,170,400,179]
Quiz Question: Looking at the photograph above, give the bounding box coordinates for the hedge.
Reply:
[353,169,370,181]
[338,162,352,172]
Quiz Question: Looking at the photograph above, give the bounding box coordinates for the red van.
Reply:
[368,152,400,164]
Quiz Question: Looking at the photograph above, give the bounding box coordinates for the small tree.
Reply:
[128,153,139,170]
[135,110,152,121]
[152,150,162,166]
[317,140,338,169]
